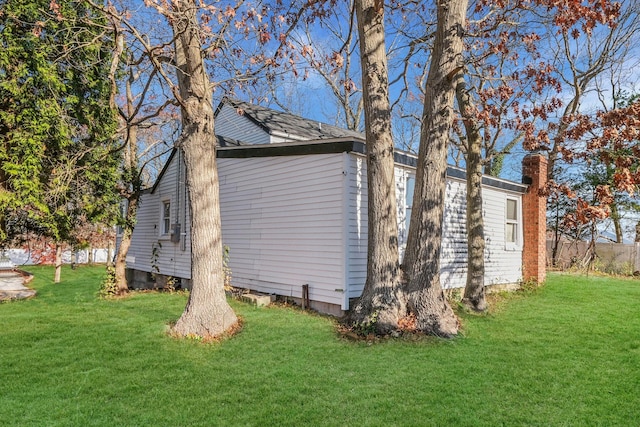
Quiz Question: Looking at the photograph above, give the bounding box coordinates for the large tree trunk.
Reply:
[402,0,467,337]
[170,1,237,338]
[347,0,405,334]
[346,0,405,333]
[454,75,487,312]
[114,231,131,291]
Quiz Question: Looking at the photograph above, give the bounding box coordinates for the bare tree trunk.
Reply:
[170,1,237,338]
[462,137,486,310]
[346,0,405,333]
[54,243,62,283]
[635,220,640,243]
[114,194,138,293]
[551,197,561,267]
[611,202,623,243]
[402,0,466,337]
[455,75,487,312]
[113,58,141,294]
[114,232,130,291]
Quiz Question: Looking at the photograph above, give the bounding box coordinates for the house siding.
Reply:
[346,154,367,300]
[127,151,191,280]
[430,178,525,288]
[218,154,347,306]
[215,104,272,145]
[127,98,530,314]
[347,154,523,299]
[484,185,524,284]
[128,146,524,309]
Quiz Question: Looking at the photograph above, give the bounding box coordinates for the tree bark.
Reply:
[610,202,623,243]
[346,0,405,333]
[402,0,467,337]
[454,75,487,312]
[114,193,138,293]
[170,1,237,338]
[113,52,142,294]
[54,243,62,283]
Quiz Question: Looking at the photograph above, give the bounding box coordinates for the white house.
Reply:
[124,99,545,315]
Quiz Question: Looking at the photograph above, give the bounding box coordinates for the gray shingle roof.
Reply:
[220,98,365,141]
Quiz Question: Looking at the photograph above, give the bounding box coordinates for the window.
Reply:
[162,201,171,235]
[405,176,415,232]
[505,197,519,247]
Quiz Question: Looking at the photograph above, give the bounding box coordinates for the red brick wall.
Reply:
[522,154,548,283]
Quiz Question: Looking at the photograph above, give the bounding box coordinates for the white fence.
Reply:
[5,248,112,266]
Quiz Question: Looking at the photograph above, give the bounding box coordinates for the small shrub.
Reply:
[99,265,118,298]
[164,276,179,293]
[352,310,379,337]
[593,259,635,276]
[519,278,541,294]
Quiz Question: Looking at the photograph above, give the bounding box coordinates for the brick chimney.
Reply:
[522,154,548,283]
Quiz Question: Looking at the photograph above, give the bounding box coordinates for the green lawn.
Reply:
[1,266,639,426]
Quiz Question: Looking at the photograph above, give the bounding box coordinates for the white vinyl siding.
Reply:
[346,155,367,300]
[440,179,468,288]
[128,144,524,310]
[215,104,272,145]
[218,154,347,306]
[127,152,191,279]
[124,98,530,312]
[347,158,524,298]
[483,188,523,284]
[346,156,414,300]
[441,178,525,288]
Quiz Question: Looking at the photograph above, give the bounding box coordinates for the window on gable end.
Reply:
[162,201,171,235]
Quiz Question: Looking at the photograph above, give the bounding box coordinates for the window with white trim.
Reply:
[161,201,171,235]
[405,176,415,233]
[505,197,520,248]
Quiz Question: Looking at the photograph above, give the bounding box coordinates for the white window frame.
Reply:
[161,200,171,237]
[405,174,415,237]
[505,196,522,250]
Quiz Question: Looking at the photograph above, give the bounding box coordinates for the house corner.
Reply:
[522,153,548,283]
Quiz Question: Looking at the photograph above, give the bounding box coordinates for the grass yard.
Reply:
[1,266,639,426]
